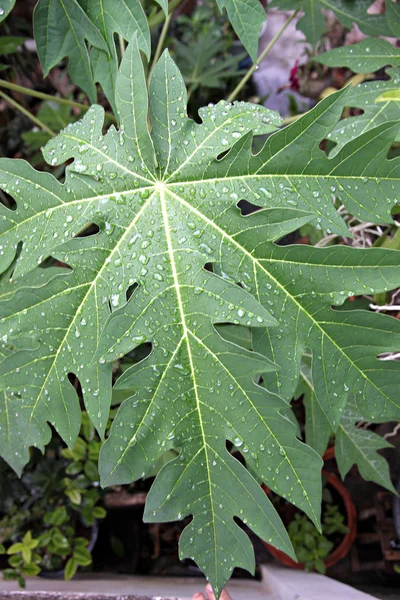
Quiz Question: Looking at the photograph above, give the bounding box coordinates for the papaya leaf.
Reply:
[215,0,266,63]
[336,404,396,493]
[270,0,391,46]
[300,355,396,492]
[297,355,331,457]
[77,0,150,113]
[0,0,15,24]
[33,0,108,103]
[386,0,400,38]
[325,69,400,154]
[317,39,400,73]
[1,36,400,597]
[154,0,168,14]
[376,90,400,103]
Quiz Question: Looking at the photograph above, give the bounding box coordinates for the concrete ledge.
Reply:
[262,564,378,600]
[0,566,381,600]
[0,573,269,600]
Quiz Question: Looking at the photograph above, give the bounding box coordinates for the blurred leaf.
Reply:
[215,0,265,62]
[271,0,391,46]
[0,0,15,24]
[0,37,27,55]
[318,39,400,73]
[64,557,78,580]
[336,403,396,492]
[34,0,108,103]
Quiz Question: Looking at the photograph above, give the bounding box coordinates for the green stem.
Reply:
[386,226,400,251]
[282,113,303,125]
[119,35,126,58]
[372,225,395,249]
[0,79,117,123]
[227,9,299,102]
[186,84,195,105]
[148,11,172,83]
[0,89,56,136]
[148,0,181,29]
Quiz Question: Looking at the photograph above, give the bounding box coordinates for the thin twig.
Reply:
[0,89,56,136]
[379,352,400,361]
[119,35,126,58]
[0,79,117,123]
[369,304,400,312]
[227,9,300,102]
[384,422,400,440]
[148,12,172,84]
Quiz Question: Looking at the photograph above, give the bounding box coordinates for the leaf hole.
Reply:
[237,199,262,216]
[126,282,138,301]
[216,149,230,160]
[126,342,152,363]
[67,373,84,407]
[75,222,100,238]
[0,190,17,210]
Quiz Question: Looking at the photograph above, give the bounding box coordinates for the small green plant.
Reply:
[0,508,93,587]
[288,503,348,574]
[288,513,333,574]
[322,504,349,537]
[0,413,106,587]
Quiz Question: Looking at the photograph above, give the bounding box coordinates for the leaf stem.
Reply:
[227,9,299,103]
[0,79,117,123]
[0,89,56,136]
[148,11,172,84]
[119,35,126,58]
[282,113,303,125]
[148,0,181,29]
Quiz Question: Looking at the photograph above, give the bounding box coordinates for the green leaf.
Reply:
[0,0,15,23]
[376,90,400,103]
[64,558,78,581]
[2,568,21,581]
[21,562,41,576]
[301,361,395,492]
[386,0,400,38]
[7,543,24,555]
[8,554,22,567]
[0,385,31,474]
[270,0,391,46]
[314,557,326,574]
[155,0,168,13]
[73,546,92,566]
[2,36,400,597]
[83,459,99,481]
[325,69,400,154]
[317,39,400,73]
[174,32,245,93]
[336,403,396,493]
[215,0,266,63]
[66,489,82,505]
[77,1,150,113]
[33,0,108,103]
[298,356,331,457]
[0,37,27,55]
[92,506,107,519]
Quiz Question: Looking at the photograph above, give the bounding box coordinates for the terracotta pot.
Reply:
[262,471,357,569]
